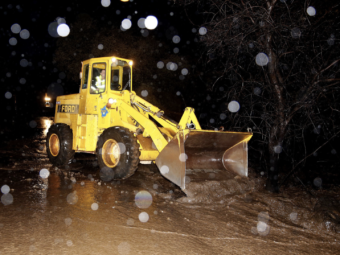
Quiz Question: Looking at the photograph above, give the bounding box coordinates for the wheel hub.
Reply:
[102,139,121,168]
[49,133,60,157]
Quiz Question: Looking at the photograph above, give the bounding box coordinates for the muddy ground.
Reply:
[0,117,339,254]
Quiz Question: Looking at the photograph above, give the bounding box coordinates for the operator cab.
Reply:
[80,56,133,94]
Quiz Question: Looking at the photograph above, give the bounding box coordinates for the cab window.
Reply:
[122,66,131,90]
[110,60,131,91]
[111,69,121,90]
[82,65,89,89]
[90,63,106,94]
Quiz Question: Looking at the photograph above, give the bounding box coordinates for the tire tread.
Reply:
[46,123,75,167]
[96,127,140,179]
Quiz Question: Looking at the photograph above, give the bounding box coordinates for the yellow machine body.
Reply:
[54,56,252,192]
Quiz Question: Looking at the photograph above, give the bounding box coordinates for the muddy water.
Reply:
[0,117,339,254]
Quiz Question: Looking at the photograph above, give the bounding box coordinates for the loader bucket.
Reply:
[155,130,252,192]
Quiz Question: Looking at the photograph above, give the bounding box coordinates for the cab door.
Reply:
[86,61,108,115]
[79,63,89,114]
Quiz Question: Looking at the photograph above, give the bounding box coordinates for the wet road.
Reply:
[0,117,339,254]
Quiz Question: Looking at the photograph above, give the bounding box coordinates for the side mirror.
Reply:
[79,72,82,79]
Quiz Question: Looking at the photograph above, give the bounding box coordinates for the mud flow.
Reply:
[0,117,339,254]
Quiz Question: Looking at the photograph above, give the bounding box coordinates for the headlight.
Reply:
[107,98,116,108]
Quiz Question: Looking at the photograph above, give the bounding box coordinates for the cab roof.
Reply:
[82,56,133,64]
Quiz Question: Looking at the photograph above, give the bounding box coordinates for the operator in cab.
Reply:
[92,69,106,93]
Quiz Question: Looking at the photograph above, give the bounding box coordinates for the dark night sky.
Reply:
[0,0,202,118]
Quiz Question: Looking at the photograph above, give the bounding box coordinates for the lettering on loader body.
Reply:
[57,104,79,114]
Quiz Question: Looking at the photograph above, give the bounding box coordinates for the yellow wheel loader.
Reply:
[46,56,252,194]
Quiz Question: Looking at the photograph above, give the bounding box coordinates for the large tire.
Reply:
[97,127,140,180]
[46,123,75,167]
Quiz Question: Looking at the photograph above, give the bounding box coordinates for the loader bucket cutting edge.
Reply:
[155,130,252,192]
